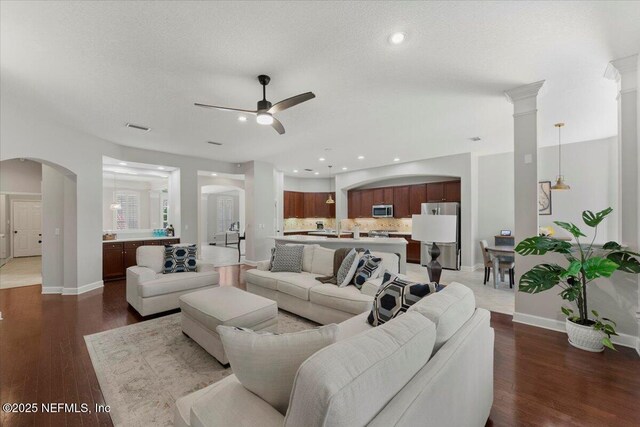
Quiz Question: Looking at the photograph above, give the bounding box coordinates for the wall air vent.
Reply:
[126,123,151,132]
[207,141,223,146]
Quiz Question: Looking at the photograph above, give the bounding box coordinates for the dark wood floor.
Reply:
[1,265,639,427]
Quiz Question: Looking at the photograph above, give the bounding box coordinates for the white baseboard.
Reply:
[513,312,638,350]
[41,286,63,294]
[62,280,104,295]
[460,263,483,272]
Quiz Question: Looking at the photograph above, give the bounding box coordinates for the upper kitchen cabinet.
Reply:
[393,186,410,218]
[443,181,461,202]
[372,187,394,205]
[426,182,444,202]
[303,192,316,217]
[409,184,427,215]
[348,190,362,218]
[283,191,305,218]
[360,189,374,218]
[283,191,335,218]
[426,181,461,202]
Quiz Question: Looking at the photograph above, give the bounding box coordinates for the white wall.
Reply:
[283,176,332,192]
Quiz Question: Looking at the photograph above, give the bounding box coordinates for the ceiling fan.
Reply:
[195,75,315,135]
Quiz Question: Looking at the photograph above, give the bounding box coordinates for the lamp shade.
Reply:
[411,214,457,243]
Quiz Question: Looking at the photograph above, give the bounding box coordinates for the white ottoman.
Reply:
[179,286,278,365]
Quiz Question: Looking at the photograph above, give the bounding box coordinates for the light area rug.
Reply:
[85,310,317,427]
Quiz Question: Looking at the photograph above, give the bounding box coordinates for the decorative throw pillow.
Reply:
[337,249,360,287]
[268,247,276,270]
[163,244,197,273]
[352,250,383,289]
[270,244,304,273]
[217,324,338,415]
[367,271,439,326]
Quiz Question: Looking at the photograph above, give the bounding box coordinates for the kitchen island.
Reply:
[272,235,408,273]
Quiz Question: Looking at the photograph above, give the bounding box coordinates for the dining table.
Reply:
[485,244,516,288]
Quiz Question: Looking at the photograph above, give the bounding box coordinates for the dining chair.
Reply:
[479,240,515,288]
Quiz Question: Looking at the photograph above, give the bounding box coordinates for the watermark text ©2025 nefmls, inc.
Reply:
[2,402,111,414]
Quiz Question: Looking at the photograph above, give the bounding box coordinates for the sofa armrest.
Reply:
[196,261,216,273]
[126,266,157,284]
[256,260,271,271]
[361,277,384,297]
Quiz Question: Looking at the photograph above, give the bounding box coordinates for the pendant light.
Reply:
[110,173,122,210]
[551,122,570,190]
[326,165,335,204]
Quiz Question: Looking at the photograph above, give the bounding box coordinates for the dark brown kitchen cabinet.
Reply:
[443,181,461,202]
[284,191,335,218]
[409,184,427,215]
[103,238,180,281]
[393,186,410,218]
[360,189,374,218]
[407,238,422,264]
[426,182,445,202]
[349,190,362,218]
[303,192,316,217]
[283,191,305,218]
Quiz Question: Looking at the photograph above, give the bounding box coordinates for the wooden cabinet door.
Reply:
[426,182,445,202]
[372,188,384,205]
[303,193,316,218]
[283,191,292,218]
[393,186,410,218]
[383,187,394,204]
[314,193,329,218]
[349,190,362,218]
[443,181,461,202]
[103,243,124,281]
[406,239,421,264]
[361,189,374,218]
[329,192,336,218]
[409,184,427,215]
[294,192,305,218]
[123,241,143,269]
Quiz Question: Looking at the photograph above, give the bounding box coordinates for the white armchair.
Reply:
[126,246,219,316]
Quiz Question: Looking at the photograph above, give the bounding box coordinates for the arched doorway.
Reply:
[0,158,77,294]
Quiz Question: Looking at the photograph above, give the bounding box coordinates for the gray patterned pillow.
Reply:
[270,244,304,273]
[337,249,359,287]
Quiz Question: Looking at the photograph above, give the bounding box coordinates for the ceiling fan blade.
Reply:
[268,92,315,114]
[194,103,257,114]
[271,117,285,134]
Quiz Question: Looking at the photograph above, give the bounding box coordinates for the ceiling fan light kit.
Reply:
[195,74,315,135]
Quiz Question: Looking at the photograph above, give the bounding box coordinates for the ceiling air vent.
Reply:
[469,137,481,142]
[304,168,313,172]
[207,141,223,146]
[126,123,151,132]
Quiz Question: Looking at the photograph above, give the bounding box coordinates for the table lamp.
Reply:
[412,214,457,284]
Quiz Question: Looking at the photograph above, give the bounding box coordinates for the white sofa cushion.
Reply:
[408,282,476,351]
[285,312,436,427]
[188,374,285,427]
[310,246,335,276]
[245,269,295,291]
[309,284,373,315]
[179,286,277,331]
[138,270,219,297]
[371,250,400,275]
[276,272,322,301]
[217,324,338,415]
[136,245,165,274]
[336,311,372,341]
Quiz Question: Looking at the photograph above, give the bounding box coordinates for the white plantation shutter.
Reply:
[114,191,140,230]
[217,197,234,232]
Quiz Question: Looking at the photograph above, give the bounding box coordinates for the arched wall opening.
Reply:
[0,158,78,294]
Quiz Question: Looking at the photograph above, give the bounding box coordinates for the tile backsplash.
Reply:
[284,217,412,232]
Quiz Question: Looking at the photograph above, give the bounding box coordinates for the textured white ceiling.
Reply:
[2,1,639,177]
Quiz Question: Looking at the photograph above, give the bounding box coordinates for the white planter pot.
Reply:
[565,318,606,352]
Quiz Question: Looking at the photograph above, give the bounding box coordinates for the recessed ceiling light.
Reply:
[125,123,151,132]
[393,158,400,162]
[157,166,165,170]
[319,157,325,162]
[357,155,365,160]
[389,32,406,45]
[314,172,320,175]
[238,116,247,122]
[211,173,218,176]
[119,162,127,166]
[293,169,299,173]
[342,167,348,171]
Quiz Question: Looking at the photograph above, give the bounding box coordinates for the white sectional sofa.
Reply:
[126,246,220,316]
[245,244,402,325]
[174,283,494,427]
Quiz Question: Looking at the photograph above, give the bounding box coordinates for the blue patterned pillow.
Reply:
[367,271,439,326]
[163,244,197,273]
[352,250,382,289]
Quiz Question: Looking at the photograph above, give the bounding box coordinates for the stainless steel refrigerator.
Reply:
[420,202,461,270]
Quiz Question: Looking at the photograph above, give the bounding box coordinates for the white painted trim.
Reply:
[513,312,638,350]
[504,80,546,103]
[41,286,63,294]
[0,191,42,196]
[62,280,104,295]
[460,263,483,272]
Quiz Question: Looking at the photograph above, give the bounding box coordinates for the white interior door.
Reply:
[13,201,42,257]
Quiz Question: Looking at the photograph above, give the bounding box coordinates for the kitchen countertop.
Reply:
[273,235,408,245]
[307,231,353,236]
[103,236,180,243]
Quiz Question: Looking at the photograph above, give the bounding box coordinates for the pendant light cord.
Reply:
[558,125,562,177]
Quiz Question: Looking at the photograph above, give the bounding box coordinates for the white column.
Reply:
[244,161,276,263]
[505,81,545,322]
[605,54,639,354]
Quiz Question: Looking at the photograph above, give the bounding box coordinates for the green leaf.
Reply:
[561,306,574,317]
[583,257,619,280]
[518,264,563,293]
[554,221,586,238]
[591,309,600,318]
[559,285,581,302]
[582,207,613,228]
[602,337,616,351]
[602,241,622,251]
[515,236,573,256]
[606,252,640,274]
[559,261,581,279]
[602,317,617,327]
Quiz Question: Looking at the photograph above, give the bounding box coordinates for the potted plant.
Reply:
[515,207,640,351]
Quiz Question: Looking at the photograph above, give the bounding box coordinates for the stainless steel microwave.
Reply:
[372,205,393,218]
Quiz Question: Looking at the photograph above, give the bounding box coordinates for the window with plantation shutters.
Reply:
[114,191,140,230]
[217,196,234,232]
